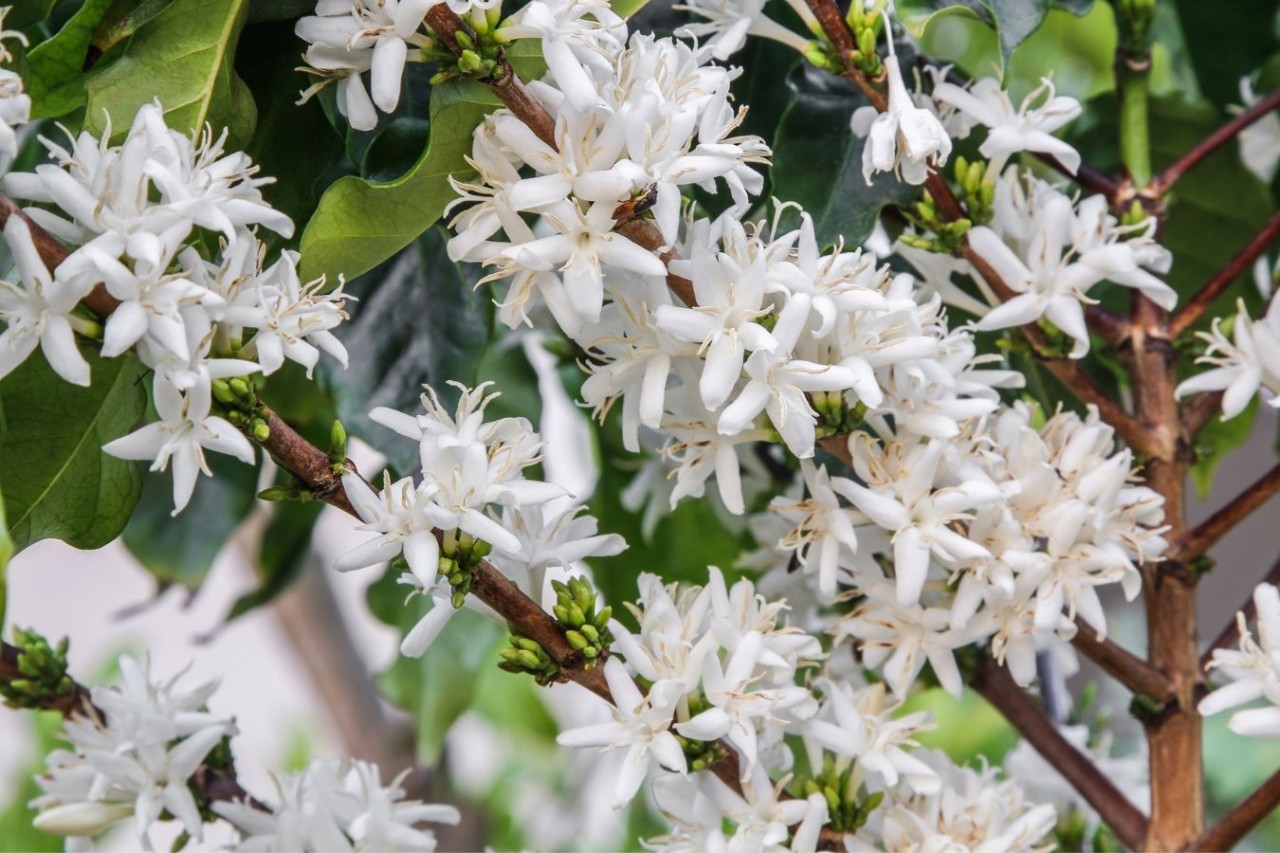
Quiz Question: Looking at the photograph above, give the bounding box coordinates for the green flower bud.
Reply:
[580,624,599,642]
[229,377,251,399]
[252,419,271,442]
[566,602,587,627]
[256,486,292,502]
[581,645,599,659]
[458,49,483,74]
[329,420,347,460]
[565,630,590,651]
[516,649,543,669]
[594,606,612,628]
[212,379,237,405]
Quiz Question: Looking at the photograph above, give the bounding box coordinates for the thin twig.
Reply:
[1070,617,1173,702]
[1170,210,1280,338]
[1175,462,1280,563]
[1181,389,1224,436]
[1191,768,1280,851]
[1152,87,1280,196]
[1200,551,1280,671]
[972,659,1148,850]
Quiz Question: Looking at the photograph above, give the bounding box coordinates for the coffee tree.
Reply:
[1,0,1279,849]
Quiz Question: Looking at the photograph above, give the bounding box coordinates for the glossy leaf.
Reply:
[297,42,544,284]
[1173,0,1278,108]
[0,350,146,552]
[321,227,493,474]
[7,1,58,30]
[770,68,919,249]
[247,0,314,22]
[897,0,1093,70]
[121,452,258,588]
[84,0,256,149]
[1192,397,1259,500]
[25,0,116,119]
[238,20,345,235]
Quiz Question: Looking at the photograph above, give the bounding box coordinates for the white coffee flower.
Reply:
[1176,297,1280,419]
[1201,583,1280,738]
[861,54,952,186]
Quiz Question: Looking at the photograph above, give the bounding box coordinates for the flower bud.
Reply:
[34,802,133,837]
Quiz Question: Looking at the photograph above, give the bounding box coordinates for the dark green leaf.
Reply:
[26,0,116,119]
[322,227,493,473]
[237,20,344,234]
[367,568,504,764]
[771,68,919,248]
[247,0,314,22]
[1173,0,1279,107]
[1192,396,1260,499]
[898,0,1092,70]
[298,42,545,284]
[6,1,58,30]
[0,350,146,552]
[121,451,258,588]
[84,0,257,149]
[226,500,323,619]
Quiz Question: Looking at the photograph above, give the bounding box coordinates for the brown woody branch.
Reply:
[1174,462,1280,563]
[972,658,1148,850]
[1151,87,1280,197]
[1192,768,1280,851]
[1070,617,1173,703]
[1170,210,1280,338]
[1200,551,1280,671]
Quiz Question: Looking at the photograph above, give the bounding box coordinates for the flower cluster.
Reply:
[31,656,235,848]
[1200,583,1280,738]
[964,172,1173,357]
[1175,296,1280,419]
[215,759,460,851]
[338,382,624,657]
[0,7,29,160]
[556,569,1059,850]
[0,104,348,512]
[30,655,459,851]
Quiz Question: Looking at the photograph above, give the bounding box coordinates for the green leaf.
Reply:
[298,42,544,284]
[367,568,504,764]
[25,0,116,119]
[610,0,651,19]
[321,226,493,474]
[84,0,256,149]
[6,1,58,30]
[770,71,919,249]
[898,0,1092,70]
[237,20,345,234]
[1192,396,1259,499]
[0,350,146,552]
[247,0,314,22]
[1173,0,1279,107]
[226,500,323,619]
[121,451,258,588]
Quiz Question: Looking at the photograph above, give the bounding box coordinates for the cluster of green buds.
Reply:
[497,633,561,685]
[675,694,727,771]
[898,189,973,253]
[0,628,76,711]
[813,391,866,440]
[440,530,494,608]
[803,0,884,78]
[552,576,612,667]
[212,375,269,442]
[427,7,505,84]
[953,156,996,225]
[1033,317,1078,360]
[799,755,883,834]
